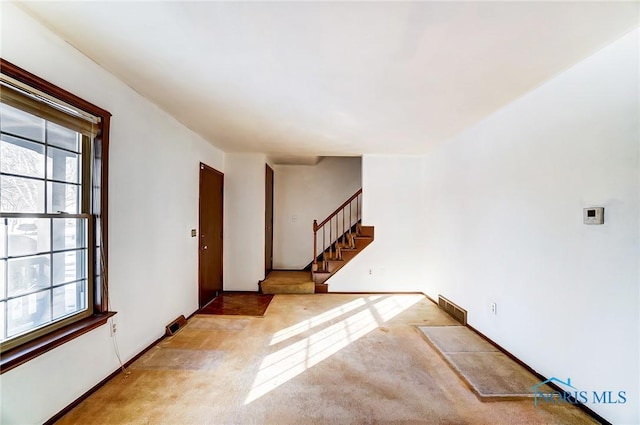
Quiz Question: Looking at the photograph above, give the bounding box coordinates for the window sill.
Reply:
[0,312,116,374]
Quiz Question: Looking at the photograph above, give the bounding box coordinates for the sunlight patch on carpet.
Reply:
[269,297,370,346]
[245,295,422,404]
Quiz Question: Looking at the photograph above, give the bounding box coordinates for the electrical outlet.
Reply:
[490,302,497,315]
[368,269,372,275]
[111,322,117,335]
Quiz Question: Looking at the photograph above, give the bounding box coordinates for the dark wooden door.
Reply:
[265,164,274,276]
[199,163,223,307]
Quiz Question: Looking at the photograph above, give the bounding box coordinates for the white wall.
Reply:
[0,4,225,424]
[273,156,361,269]
[2,3,637,424]
[329,28,639,424]
[420,29,639,424]
[224,153,266,291]
[327,155,428,292]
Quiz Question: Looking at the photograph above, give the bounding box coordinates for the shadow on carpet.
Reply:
[419,325,553,400]
[197,292,274,317]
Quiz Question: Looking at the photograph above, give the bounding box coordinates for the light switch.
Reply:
[583,207,604,225]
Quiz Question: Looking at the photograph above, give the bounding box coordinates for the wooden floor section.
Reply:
[55,294,598,425]
[197,292,274,316]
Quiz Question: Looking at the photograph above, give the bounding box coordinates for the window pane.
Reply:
[47,147,79,183]
[47,121,79,152]
[53,218,87,251]
[0,103,45,142]
[0,218,6,258]
[0,301,5,341]
[0,175,45,213]
[7,218,50,257]
[7,255,50,297]
[7,290,51,338]
[47,181,79,213]
[53,280,86,320]
[53,250,85,286]
[1,134,45,178]
[0,260,5,300]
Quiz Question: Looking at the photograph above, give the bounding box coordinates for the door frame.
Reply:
[198,162,224,308]
[265,164,274,277]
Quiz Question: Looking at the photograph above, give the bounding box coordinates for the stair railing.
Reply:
[313,188,362,272]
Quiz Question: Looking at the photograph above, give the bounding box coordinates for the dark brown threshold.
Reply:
[1,312,116,374]
[43,307,199,424]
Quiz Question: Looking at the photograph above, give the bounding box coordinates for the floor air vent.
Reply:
[165,315,187,336]
[438,295,467,325]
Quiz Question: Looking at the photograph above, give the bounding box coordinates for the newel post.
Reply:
[313,220,318,265]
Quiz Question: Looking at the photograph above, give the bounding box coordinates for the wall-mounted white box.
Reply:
[583,207,604,225]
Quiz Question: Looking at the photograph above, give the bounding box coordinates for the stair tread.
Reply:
[308,216,373,284]
[261,280,315,294]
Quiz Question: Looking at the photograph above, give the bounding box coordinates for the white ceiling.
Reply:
[16,1,639,158]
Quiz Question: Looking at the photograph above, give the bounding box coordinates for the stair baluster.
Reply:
[330,217,334,260]
[341,209,345,250]
[313,219,318,271]
[322,226,326,271]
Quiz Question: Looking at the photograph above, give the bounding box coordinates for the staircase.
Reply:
[260,188,374,294]
[311,223,374,292]
[311,189,374,293]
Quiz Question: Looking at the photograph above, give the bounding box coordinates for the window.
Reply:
[0,59,111,365]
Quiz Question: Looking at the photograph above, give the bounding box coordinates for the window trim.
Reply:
[0,58,112,373]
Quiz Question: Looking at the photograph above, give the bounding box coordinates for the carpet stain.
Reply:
[55,294,597,425]
[419,326,555,400]
[131,347,226,371]
[188,317,251,331]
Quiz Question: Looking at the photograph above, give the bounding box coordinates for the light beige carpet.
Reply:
[56,295,596,425]
[419,326,554,400]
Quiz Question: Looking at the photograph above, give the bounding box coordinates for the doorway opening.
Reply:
[265,164,274,277]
